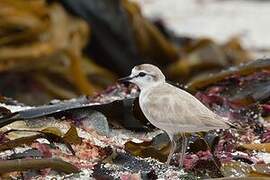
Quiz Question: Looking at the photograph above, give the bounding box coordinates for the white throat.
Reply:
[135,80,164,91]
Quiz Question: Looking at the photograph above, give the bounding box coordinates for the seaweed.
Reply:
[0,158,79,174]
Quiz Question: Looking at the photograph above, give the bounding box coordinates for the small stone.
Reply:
[73,109,110,136]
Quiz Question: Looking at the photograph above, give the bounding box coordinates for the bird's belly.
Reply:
[148,118,180,134]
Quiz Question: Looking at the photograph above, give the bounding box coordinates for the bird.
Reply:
[118,64,231,166]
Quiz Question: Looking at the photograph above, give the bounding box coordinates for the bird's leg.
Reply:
[166,134,177,165]
[178,133,188,168]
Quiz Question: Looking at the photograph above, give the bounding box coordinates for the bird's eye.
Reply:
[138,72,146,77]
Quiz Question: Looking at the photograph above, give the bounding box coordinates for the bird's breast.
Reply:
[139,89,169,128]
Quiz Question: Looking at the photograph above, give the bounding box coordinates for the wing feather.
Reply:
[139,83,229,133]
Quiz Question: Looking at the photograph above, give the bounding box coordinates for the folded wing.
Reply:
[140,83,230,133]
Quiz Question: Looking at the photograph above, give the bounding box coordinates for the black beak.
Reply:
[118,76,133,83]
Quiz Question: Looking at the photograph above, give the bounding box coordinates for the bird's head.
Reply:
[118,64,166,90]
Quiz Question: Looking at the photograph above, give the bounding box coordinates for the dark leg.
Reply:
[166,134,177,165]
[178,133,188,168]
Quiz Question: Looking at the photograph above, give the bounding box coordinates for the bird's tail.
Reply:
[226,121,238,129]
[221,117,241,129]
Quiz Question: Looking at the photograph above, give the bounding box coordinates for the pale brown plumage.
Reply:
[140,83,229,134]
[121,64,230,166]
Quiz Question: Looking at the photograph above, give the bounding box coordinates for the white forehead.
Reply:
[130,64,165,78]
[129,64,166,89]
[131,67,144,75]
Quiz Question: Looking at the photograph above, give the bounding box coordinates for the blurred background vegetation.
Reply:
[0,0,251,105]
